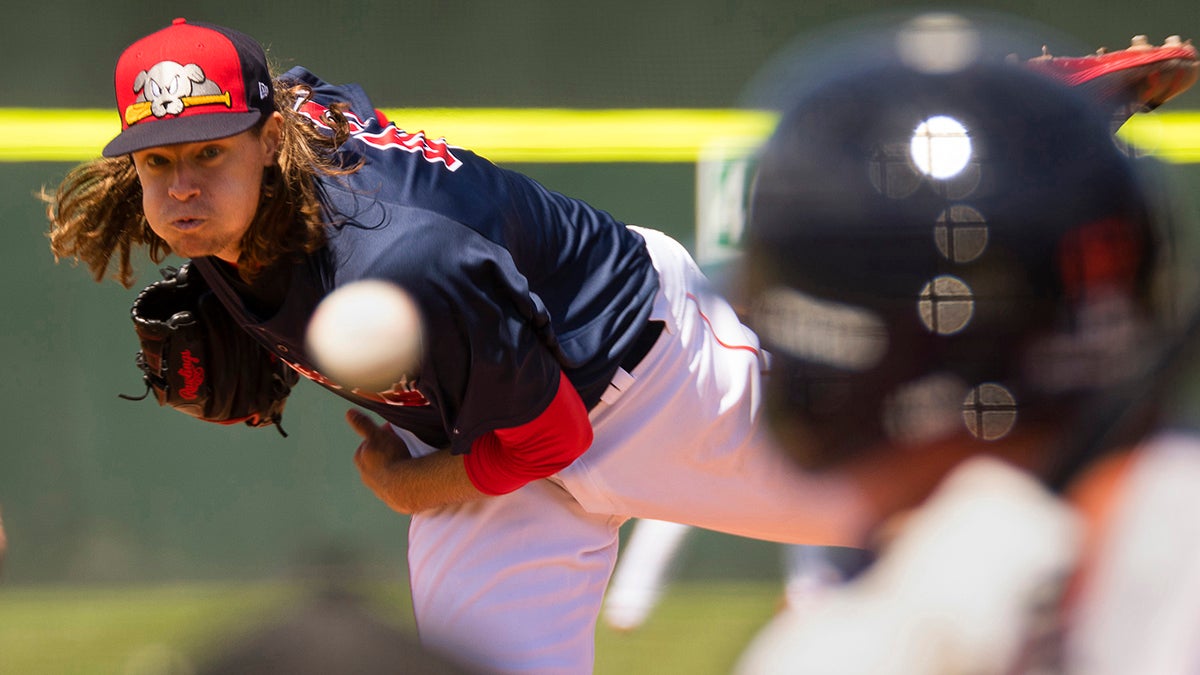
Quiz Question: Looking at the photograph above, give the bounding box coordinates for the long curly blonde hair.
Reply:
[44,81,357,287]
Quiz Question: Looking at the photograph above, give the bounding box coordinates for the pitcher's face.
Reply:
[132,112,282,264]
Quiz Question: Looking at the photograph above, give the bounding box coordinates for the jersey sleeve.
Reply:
[462,371,593,495]
[341,210,565,455]
[299,68,649,454]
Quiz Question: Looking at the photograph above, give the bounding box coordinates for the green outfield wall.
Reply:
[3,0,1200,585]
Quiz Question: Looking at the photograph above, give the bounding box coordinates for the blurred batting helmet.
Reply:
[742,15,1176,470]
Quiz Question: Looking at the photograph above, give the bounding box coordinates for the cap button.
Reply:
[172,17,187,25]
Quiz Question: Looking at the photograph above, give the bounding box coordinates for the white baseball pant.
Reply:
[400,226,872,674]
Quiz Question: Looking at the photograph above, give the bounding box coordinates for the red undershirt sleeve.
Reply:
[462,371,594,496]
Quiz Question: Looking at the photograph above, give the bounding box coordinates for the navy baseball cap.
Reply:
[103,18,275,157]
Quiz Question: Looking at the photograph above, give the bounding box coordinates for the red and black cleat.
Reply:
[1024,35,1199,124]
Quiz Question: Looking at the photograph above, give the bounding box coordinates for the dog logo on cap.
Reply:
[124,61,233,125]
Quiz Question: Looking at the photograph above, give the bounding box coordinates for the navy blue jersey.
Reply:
[196,67,658,454]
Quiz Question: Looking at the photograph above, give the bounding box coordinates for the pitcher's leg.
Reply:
[561,228,873,545]
[408,478,625,674]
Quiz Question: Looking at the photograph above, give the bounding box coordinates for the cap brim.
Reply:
[102,111,264,157]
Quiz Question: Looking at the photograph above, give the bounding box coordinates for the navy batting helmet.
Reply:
[742,17,1176,471]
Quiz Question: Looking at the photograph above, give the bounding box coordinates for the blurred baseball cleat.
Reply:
[1024,35,1199,123]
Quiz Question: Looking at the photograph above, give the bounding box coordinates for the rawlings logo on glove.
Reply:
[120,262,299,435]
[177,349,205,400]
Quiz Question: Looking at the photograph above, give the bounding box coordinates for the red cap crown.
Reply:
[103,18,275,157]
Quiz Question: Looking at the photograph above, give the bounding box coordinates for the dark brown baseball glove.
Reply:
[120,262,299,436]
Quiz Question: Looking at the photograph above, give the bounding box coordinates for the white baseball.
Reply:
[306,279,423,392]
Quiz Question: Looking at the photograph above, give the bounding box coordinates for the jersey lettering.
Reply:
[296,99,463,171]
[353,379,431,407]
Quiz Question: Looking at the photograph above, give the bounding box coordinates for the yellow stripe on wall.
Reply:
[3,108,1197,164]
[1116,112,1200,164]
[3,108,776,163]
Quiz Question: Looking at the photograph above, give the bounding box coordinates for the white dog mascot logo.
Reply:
[124,61,233,125]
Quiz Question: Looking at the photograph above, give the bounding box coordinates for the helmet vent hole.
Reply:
[962,383,1018,441]
[911,115,972,179]
[918,275,975,334]
[934,205,989,263]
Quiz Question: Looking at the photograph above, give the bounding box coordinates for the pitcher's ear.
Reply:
[261,111,284,164]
